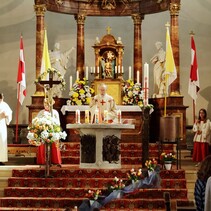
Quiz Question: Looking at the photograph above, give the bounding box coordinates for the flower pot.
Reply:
[164,161,172,170]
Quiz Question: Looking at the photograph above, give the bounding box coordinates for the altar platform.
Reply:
[66,123,135,169]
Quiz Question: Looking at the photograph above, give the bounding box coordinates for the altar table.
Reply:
[62,105,142,143]
[66,123,135,169]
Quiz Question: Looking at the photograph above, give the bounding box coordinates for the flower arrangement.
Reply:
[127,168,143,182]
[69,78,95,105]
[145,158,158,172]
[108,177,125,192]
[122,79,144,106]
[160,152,176,163]
[35,68,66,90]
[27,113,67,146]
[86,189,102,200]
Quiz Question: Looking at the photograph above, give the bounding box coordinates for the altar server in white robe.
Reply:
[0,93,12,165]
[90,83,117,123]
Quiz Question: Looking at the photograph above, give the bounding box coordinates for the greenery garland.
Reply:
[35,68,66,90]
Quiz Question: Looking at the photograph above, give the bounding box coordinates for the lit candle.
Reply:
[117,109,122,124]
[69,75,72,90]
[86,66,89,80]
[137,70,140,84]
[93,66,96,74]
[76,71,79,80]
[95,108,99,124]
[76,109,80,124]
[143,62,149,106]
[129,66,132,79]
[97,66,99,74]
[115,66,117,74]
[85,110,89,124]
[118,65,120,74]
[104,110,108,123]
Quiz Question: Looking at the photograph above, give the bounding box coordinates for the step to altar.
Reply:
[8,142,174,166]
[0,167,189,210]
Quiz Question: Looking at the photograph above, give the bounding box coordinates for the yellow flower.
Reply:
[79,89,85,94]
[72,92,79,98]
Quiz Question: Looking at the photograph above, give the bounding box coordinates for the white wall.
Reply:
[0,0,210,125]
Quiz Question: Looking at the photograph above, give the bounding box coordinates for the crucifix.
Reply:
[39,71,62,116]
[38,70,63,177]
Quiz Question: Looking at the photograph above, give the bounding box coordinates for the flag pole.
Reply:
[193,100,196,124]
[15,84,20,143]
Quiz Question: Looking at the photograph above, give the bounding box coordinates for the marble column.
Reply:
[34,3,46,95]
[169,2,181,95]
[132,13,144,84]
[75,14,86,80]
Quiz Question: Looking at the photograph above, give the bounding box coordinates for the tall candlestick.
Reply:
[85,110,89,124]
[117,109,122,124]
[76,109,80,124]
[129,66,132,79]
[143,62,149,106]
[137,70,140,84]
[76,71,79,80]
[86,66,89,80]
[69,75,72,90]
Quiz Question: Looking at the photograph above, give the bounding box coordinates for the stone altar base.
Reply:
[67,123,135,169]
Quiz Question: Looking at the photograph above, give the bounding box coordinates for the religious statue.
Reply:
[49,42,75,97]
[101,51,116,79]
[150,41,166,98]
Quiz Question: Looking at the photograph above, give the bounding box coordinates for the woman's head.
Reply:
[198,108,207,120]
[197,155,211,181]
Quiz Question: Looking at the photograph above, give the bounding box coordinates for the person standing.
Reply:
[90,83,117,123]
[192,108,211,167]
[194,155,211,211]
[0,93,12,165]
[36,99,62,165]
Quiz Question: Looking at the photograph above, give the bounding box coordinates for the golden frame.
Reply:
[93,79,122,105]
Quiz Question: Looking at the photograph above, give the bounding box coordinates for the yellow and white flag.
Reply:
[40,29,51,76]
[165,26,177,93]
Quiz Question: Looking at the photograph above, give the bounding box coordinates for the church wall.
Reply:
[0,0,211,126]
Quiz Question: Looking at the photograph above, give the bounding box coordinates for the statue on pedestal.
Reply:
[150,41,166,98]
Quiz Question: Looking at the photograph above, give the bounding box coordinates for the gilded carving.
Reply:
[169,3,180,16]
[34,4,46,16]
[131,13,144,25]
[74,14,86,24]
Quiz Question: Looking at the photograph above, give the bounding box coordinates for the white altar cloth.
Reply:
[61,105,142,115]
[66,123,135,169]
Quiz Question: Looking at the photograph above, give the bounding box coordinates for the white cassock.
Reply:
[90,93,117,123]
[0,102,12,162]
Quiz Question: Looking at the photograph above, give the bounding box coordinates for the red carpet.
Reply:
[0,142,190,210]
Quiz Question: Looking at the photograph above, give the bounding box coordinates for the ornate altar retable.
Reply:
[66,123,135,169]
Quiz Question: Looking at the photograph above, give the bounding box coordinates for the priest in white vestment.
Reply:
[0,93,12,165]
[90,83,117,123]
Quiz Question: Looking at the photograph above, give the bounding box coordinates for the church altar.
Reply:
[61,105,142,143]
[66,123,135,169]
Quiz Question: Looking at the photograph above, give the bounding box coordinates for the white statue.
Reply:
[49,42,75,97]
[150,41,166,98]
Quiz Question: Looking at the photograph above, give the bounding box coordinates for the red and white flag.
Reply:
[188,36,200,103]
[17,36,26,105]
